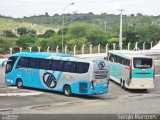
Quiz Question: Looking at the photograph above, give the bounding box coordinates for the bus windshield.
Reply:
[6,56,18,73]
[133,58,152,69]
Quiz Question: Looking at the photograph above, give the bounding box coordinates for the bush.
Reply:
[3,30,16,37]
[0,37,14,54]
[16,35,35,49]
[42,29,55,38]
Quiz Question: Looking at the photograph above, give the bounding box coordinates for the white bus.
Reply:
[107,50,154,90]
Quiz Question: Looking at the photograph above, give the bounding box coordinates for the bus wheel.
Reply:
[63,85,72,96]
[16,79,23,89]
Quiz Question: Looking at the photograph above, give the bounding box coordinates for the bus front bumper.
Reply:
[125,83,154,89]
[89,85,109,95]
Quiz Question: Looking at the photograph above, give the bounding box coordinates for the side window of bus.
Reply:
[39,59,51,70]
[29,58,39,69]
[76,62,89,73]
[121,58,124,65]
[120,57,123,64]
[109,54,115,62]
[123,59,130,66]
[122,58,130,66]
[51,60,63,71]
[115,55,119,63]
[64,61,76,73]
[17,57,29,68]
[109,54,112,61]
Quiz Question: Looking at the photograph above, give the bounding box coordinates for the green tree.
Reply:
[17,27,27,35]
[33,38,49,51]
[42,29,56,38]
[0,37,15,54]
[57,28,68,35]
[3,30,16,37]
[16,35,35,49]
[28,29,36,35]
[68,23,88,38]
[47,35,61,49]
[66,38,86,50]
[86,29,107,46]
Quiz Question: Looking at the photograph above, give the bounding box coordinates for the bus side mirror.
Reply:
[1,60,11,67]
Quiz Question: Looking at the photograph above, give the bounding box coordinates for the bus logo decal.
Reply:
[43,72,57,89]
[97,61,105,69]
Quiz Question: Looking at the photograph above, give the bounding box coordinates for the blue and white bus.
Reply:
[4,52,109,96]
[107,50,154,90]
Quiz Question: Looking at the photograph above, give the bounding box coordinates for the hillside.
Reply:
[0,18,48,34]
[0,13,160,54]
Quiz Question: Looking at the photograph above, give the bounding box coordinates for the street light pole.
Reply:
[118,9,124,50]
[62,2,74,53]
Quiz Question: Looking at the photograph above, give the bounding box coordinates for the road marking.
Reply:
[8,87,18,89]
[0,108,14,112]
[0,92,43,96]
[155,74,160,77]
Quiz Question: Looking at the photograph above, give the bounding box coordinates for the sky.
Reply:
[0,0,160,18]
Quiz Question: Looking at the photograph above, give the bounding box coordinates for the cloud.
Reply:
[0,0,160,18]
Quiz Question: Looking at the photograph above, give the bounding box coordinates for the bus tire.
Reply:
[63,85,72,96]
[16,79,23,89]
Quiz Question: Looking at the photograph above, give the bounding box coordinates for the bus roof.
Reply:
[11,52,105,62]
[12,52,73,58]
[108,50,152,59]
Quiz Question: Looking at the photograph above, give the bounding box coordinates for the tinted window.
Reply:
[133,58,152,69]
[17,57,29,68]
[76,62,89,73]
[64,61,76,72]
[29,58,39,68]
[40,59,51,70]
[123,59,130,66]
[109,54,115,62]
[51,60,89,73]
[51,60,63,71]
[16,57,89,73]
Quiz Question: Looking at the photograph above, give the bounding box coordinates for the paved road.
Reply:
[0,60,160,114]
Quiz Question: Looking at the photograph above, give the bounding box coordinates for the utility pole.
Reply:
[118,9,125,50]
[62,3,74,53]
[104,20,107,32]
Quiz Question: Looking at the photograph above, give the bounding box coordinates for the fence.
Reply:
[7,42,155,55]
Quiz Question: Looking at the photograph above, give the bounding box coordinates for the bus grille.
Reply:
[79,83,88,93]
[95,74,107,79]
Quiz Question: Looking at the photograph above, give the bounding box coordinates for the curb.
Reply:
[0,92,43,96]
[155,74,160,77]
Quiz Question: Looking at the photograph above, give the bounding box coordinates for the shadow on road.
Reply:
[12,86,110,100]
[110,80,149,94]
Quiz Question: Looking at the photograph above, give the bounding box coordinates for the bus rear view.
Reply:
[129,57,154,89]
